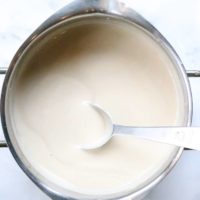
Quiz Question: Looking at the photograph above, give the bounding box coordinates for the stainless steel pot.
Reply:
[0,0,194,199]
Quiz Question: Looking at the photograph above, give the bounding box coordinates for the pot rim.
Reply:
[0,0,193,199]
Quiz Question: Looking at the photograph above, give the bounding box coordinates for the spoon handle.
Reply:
[114,125,200,150]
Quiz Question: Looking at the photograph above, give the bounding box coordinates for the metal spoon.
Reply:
[81,103,200,151]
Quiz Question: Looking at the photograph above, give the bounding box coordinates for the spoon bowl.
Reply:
[80,102,114,150]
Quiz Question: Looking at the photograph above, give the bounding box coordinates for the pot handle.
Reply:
[0,69,199,149]
[187,70,200,77]
[0,67,7,147]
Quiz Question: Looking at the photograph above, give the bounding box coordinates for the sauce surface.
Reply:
[11,18,185,195]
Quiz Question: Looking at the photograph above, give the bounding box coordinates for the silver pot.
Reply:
[0,0,193,199]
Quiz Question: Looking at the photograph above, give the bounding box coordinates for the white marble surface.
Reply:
[0,0,200,199]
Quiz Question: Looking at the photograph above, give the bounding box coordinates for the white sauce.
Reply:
[10,18,185,196]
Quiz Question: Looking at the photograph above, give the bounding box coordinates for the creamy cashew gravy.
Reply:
[9,18,185,196]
